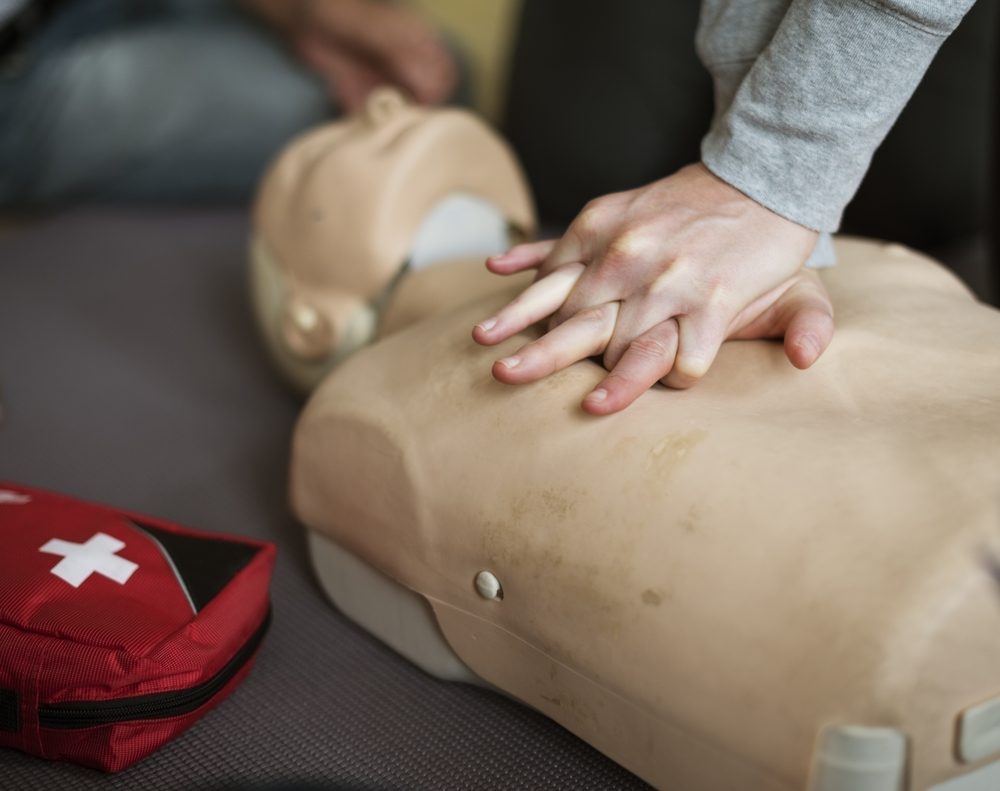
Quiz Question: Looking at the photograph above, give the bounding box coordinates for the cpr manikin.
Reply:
[249,88,535,393]
[251,90,1000,791]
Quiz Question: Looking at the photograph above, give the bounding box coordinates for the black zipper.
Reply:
[38,607,271,729]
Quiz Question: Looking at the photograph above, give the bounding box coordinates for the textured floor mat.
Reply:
[0,209,648,790]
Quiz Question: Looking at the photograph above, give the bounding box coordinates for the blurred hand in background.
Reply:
[0,0,463,205]
[244,0,458,111]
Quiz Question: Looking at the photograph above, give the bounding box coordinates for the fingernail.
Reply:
[498,356,520,369]
[586,388,607,403]
[477,317,497,332]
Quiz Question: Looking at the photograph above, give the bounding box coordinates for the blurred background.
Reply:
[0,0,996,302]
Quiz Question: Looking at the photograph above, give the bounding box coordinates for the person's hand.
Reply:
[472,163,835,414]
[473,262,834,414]
[245,0,457,111]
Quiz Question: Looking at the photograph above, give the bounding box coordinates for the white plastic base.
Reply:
[928,761,1000,791]
[810,726,907,791]
[307,529,481,685]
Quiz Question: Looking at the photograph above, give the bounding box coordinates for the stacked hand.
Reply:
[245,0,457,110]
[472,164,835,415]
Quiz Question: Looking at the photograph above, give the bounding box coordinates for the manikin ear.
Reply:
[280,293,377,363]
[281,298,336,361]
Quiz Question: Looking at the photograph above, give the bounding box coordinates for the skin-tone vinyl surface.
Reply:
[250,88,536,392]
[289,238,1000,791]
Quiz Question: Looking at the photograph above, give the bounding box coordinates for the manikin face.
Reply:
[249,88,535,392]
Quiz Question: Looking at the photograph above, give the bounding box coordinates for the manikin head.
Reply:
[249,88,537,392]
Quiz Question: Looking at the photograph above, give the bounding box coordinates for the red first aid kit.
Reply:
[0,482,275,772]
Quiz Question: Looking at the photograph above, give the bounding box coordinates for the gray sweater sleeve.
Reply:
[698,0,977,232]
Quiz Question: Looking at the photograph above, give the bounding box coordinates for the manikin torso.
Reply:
[250,90,1000,791]
[293,239,1000,791]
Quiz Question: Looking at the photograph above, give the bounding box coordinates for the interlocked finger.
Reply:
[601,291,680,371]
[728,270,835,370]
[492,301,619,385]
[584,319,679,415]
[781,287,835,369]
[662,312,729,390]
[473,263,585,345]
[485,240,559,275]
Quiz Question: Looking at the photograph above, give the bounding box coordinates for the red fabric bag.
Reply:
[0,482,275,772]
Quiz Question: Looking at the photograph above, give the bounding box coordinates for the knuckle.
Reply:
[706,280,727,306]
[695,271,728,306]
[647,268,676,297]
[674,357,708,382]
[631,336,670,360]
[629,336,671,362]
[600,250,628,277]
[666,253,693,276]
[575,305,611,325]
[607,229,646,261]
[575,199,607,233]
[648,255,693,297]
[601,243,633,274]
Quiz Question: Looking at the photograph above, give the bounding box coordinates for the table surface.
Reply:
[0,208,648,790]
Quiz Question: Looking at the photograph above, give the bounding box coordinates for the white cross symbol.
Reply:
[39,532,139,588]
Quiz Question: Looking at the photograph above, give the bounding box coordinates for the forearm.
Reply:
[699,0,977,232]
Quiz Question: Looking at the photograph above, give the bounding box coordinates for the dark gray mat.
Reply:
[0,209,648,790]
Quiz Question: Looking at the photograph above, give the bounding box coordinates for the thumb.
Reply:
[730,272,835,369]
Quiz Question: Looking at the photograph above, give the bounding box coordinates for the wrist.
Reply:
[696,160,819,241]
